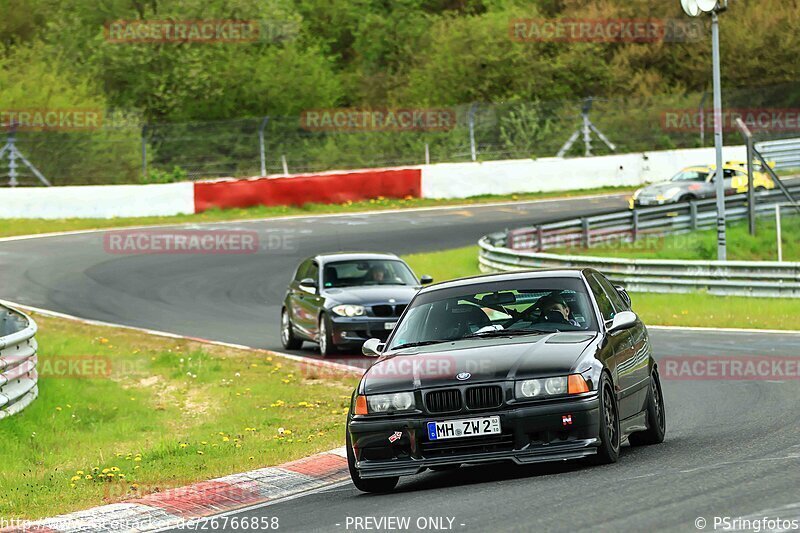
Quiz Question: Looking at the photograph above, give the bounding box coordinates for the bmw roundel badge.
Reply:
[456,372,471,381]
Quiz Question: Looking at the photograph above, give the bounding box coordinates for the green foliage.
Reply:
[141,165,188,184]
[0,0,798,184]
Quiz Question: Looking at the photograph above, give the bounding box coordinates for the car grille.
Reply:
[426,389,462,413]
[371,304,406,317]
[465,386,503,410]
[421,432,515,458]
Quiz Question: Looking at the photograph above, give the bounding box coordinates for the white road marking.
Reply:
[0,298,364,375]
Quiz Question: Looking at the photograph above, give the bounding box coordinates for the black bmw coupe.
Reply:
[281,252,432,355]
[346,268,665,492]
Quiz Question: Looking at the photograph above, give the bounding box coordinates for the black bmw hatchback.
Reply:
[281,252,432,355]
[346,268,665,492]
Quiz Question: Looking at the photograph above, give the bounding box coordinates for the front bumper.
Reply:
[631,196,673,208]
[348,394,600,479]
[328,315,399,347]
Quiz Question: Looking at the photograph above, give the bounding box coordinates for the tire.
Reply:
[346,430,399,493]
[587,373,620,465]
[629,369,666,446]
[678,195,694,203]
[280,308,303,350]
[318,313,338,357]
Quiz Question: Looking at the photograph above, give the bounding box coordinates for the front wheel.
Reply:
[280,308,302,350]
[587,374,620,465]
[318,314,338,357]
[347,431,399,493]
[629,369,666,446]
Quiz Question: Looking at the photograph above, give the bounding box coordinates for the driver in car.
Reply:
[367,265,387,283]
[536,295,581,328]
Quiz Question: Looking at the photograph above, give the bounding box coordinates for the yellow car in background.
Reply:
[629,162,776,208]
[724,160,777,193]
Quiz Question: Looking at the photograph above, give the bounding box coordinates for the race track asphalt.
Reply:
[1,192,798,532]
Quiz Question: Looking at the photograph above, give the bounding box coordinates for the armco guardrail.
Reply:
[756,137,800,170]
[0,304,39,419]
[480,185,800,298]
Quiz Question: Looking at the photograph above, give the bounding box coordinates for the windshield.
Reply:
[387,277,597,350]
[670,170,708,182]
[322,259,417,288]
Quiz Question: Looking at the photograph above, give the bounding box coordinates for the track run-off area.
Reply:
[1,192,799,532]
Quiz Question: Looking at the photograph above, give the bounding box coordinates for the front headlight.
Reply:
[515,375,589,400]
[664,186,681,199]
[365,392,415,413]
[332,304,366,317]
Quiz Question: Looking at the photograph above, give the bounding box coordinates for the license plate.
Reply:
[384,322,397,330]
[427,416,501,441]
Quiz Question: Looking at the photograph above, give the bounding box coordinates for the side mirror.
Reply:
[299,278,317,294]
[362,338,385,357]
[615,285,632,308]
[608,311,638,334]
[420,275,433,285]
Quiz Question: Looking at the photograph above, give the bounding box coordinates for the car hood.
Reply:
[361,332,597,395]
[323,285,418,305]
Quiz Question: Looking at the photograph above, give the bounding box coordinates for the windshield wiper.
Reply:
[463,328,553,339]
[391,339,451,350]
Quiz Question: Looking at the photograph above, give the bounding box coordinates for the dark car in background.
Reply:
[346,268,665,493]
[281,252,433,355]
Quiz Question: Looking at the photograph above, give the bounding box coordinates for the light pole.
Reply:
[681,0,728,260]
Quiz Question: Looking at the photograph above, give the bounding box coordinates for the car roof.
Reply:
[313,251,401,264]
[418,268,587,294]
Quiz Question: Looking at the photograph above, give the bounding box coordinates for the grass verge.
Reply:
[402,246,800,331]
[0,314,358,520]
[0,186,634,239]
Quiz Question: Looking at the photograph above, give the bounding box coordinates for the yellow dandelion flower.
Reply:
[197,450,204,455]
[70,475,81,482]
[85,475,93,480]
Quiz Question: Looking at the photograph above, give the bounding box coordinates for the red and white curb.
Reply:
[3,448,349,532]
